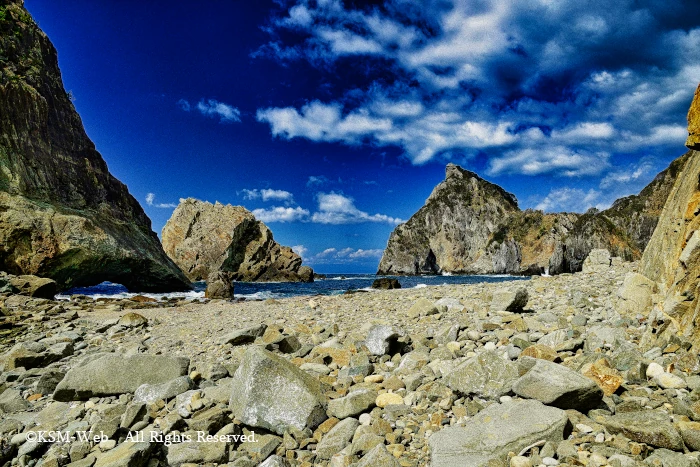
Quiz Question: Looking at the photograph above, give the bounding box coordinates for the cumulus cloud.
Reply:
[291,245,308,260]
[253,0,699,175]
[178,98,241,123]
[252,206,310,223]
[311,192,404,225]
[534,188,603,213]
[307,247,384,264]
[240,188,295,203]
[488,147,610,177]
[145,193,177,209]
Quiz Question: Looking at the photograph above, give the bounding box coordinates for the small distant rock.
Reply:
[491,287,528,312]
[408,298,438,318]
[371,278,401,290]
[118,312,148,328]
[205,271,235,299]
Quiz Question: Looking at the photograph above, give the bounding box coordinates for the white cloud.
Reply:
[534,188,602,213]
[240,188,294,202]
[252,0,699,176]
[145,193,177,209]
[179,98,241,123]
[307,175,330,187]
[291,244,308,259]
[310,192,403,225]
[252,206,310,223]
[196,99,241,123]
[488,147,610,177]
[307,246,384,264]
[599,160,655,189]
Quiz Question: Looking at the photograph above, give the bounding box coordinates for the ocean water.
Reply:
[55,273,529,301]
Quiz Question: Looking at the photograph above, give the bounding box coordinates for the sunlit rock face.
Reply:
[641,84,700,347]
[162,198,314,282]
[378,158,681,276]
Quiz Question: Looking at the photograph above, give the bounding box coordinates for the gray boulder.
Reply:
[165,440,227,466]
[229,346,327,435]
[429,399,568,467]
[53,354,190,401]
[491,287,529,312]
[327,389,377,419]
[357,444,401,467]
[365,325,403,356]
[316,417,360,460]
[219,324,267,346]
[599,410,684,451]
[582,249,611,273]
[133,376,195,404]
[445,351,518,398]
[512,357,603,411]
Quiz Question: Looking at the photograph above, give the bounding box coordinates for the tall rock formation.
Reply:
[0,0,190,291]
[162,198,314,283]
[378,164,520,275]
[379,155,683,276]
[640,84,700,347]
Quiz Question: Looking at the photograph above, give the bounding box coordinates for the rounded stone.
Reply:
[376,393,404,408]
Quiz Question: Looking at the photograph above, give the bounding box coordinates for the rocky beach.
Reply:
[3,250,700,467]
[3,0,700,466]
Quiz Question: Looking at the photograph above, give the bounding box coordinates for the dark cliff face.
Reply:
[378,155,685,276]
[0,0,191,291]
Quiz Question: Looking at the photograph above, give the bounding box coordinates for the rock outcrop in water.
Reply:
[378,157,684,276]
[162,198,314,282]
[641,83,700,348]
[0,0,191,292]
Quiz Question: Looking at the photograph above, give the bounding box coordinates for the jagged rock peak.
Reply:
[162,198,313,283]
[686,84,700,150]
[0,0,191,292]
[430,164,519,209]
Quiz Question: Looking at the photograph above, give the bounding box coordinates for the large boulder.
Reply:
[162,199,313,282]
[512,357,603,411]
[444,351,518,398]
[598,411,684,450]
[229,346,327,435]
[2,273,57,298]
[429,399,568,467]
[582,249,611,273]
[53,354,190,401]
[0,2,191,292]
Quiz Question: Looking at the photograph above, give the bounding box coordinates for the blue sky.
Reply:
[25,0,700,273]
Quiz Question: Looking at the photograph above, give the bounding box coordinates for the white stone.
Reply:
[646,362,664,379]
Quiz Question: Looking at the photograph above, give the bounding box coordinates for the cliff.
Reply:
[162,198,314,283]
[379,155,683,276]
[378,164,520,275]
[640,83,700,347]
[0,0,191,291]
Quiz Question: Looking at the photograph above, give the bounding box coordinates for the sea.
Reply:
[55,273,529,301]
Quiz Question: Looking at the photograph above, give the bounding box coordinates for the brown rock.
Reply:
[687,84,700,149]
[162,199,313,282]
[520,344,558,362]
[581,358,624,396]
